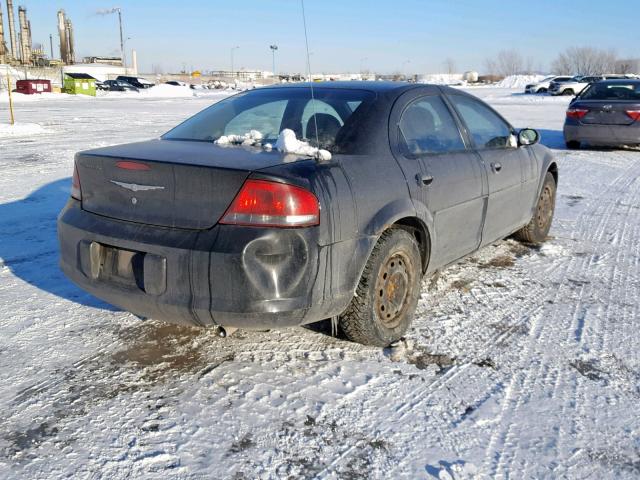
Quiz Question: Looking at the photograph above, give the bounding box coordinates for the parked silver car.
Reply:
[564,79,640,149]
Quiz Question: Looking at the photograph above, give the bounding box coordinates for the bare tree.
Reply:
[616,58,640,74]
[443,57,456,75]
[551,47,618,75]
[484,50,524,76]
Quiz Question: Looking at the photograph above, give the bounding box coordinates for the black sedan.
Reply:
[103,80,139,92]
[564,79,640,149]
[58,82,557,346]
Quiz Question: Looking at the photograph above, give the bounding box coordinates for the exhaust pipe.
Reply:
[216,326,238,338]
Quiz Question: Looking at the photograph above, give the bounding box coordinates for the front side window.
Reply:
[398,96,465,155]
[448,95,512,149]
[163,88,375,152]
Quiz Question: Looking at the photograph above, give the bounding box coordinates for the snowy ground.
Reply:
[1,88,639,479]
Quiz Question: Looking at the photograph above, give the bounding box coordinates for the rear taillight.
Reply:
[71,163,82,201]
[566,108,589,119]
[625,110,640,121]
[220,179,319,228]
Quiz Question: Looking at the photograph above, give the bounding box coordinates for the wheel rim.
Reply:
[375,251,413,329]
[536,184,554,230]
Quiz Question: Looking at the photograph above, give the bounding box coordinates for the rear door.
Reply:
[447,93,530,244]
[390,90,487,266]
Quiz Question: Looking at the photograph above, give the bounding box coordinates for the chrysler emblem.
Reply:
[110,180,165,192]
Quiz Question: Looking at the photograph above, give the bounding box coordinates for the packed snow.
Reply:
[1,87,640,479]
[495,74,546,89]
[0,122,49,138]
[275,129,332,160]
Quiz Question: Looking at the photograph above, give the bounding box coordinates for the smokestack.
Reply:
[7,0,18,61]
[0,3,6,64]
[18,6,30,65]
[57,10,68,64]
[131,49,137,75]
[65,19,75,64]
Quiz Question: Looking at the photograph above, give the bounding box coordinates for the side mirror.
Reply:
[518,128,540,146]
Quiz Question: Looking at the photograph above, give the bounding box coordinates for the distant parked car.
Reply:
[550,75,628,96]
[116,75,155,89]
[58,82,557,347]
[524,75,572,94]
[165,81,188,87]
[95,80,109,91]
[103,80,139,92]
[564,79,640,149]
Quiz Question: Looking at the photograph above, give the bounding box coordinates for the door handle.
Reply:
[491,162,502,173]
[416,174,433,186]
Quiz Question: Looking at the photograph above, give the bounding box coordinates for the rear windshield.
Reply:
[162,87,375,151]
[580,82,640,100]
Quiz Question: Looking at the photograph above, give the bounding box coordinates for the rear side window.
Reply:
[398,96,465,155]
[449,95,512,149]
[224,100,288,139]
[163,88,375,152]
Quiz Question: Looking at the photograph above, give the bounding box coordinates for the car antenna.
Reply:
[300,0,320,150]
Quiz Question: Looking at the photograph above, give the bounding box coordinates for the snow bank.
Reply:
[136,84,195,98]
[275,129,331,161]
[496,74,546,89]
[0,91,75,103]
[417,73,465,85]
[0,122,49,137]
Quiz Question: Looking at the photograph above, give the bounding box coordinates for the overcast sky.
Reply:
[6,0,639,74]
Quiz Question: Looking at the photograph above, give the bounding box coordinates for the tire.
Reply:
[514,172,556,244]
[538,87,547,93]
[562,89,575,96]
[566,140,581,150]
[339,228,422,347]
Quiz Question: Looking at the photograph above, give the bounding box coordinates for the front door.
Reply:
[447,94,529,244]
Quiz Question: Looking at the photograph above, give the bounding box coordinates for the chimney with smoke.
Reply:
[57,9,68,64]
[18,6,30,65]
[7,0,18,61]
[65,19,75,64]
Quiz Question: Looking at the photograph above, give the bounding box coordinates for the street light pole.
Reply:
[230,46,239,78]
[269,44,278,80]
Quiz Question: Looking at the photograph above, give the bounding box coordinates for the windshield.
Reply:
[162,87,375,152]
[580,82,640,100]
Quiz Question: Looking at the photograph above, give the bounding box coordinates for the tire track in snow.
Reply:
[484,152,640,478]
[559,172,640,478]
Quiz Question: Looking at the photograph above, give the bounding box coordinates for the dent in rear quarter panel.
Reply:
[248,159,362,319]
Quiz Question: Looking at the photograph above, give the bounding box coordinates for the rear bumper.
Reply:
[564,123,640,146]
[58,200,360,328]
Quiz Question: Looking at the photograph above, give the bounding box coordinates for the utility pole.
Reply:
[270,44,278,80]
[49,33,53,59]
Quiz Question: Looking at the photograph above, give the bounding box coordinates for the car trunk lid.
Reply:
[576,101,640,126]
[76,139,289,230]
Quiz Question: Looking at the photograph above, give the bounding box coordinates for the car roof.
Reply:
[260,80,418,93]
[595,79,640,85]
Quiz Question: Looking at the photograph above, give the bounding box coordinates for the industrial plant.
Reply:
[0,2,78,66]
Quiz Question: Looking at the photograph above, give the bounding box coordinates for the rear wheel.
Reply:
[562,89,575,96]
[514,172,556,244]
[566,140,581,150]
[339,229,422,347]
